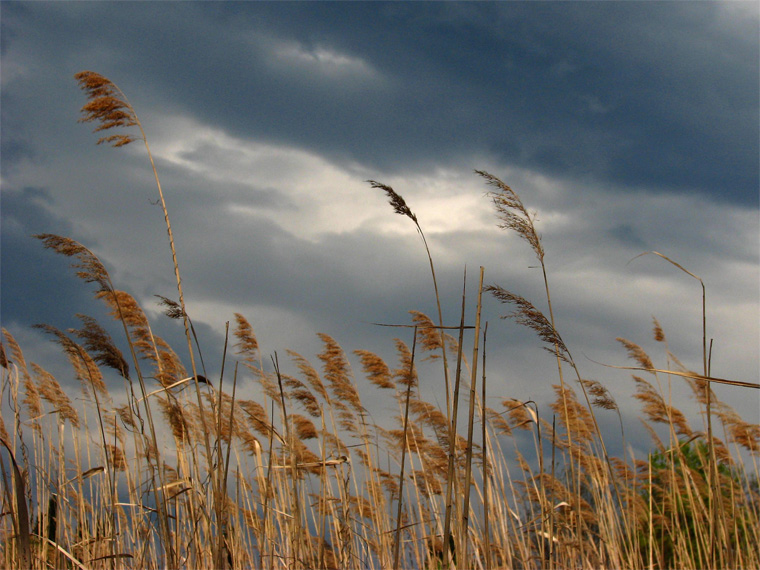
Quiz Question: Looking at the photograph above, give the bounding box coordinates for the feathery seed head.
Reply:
[393,338,418,388]
[35,234,112,291]
[409,311,445,360]
[633,376,692,436]
[75,71,140,147]
[32,363,80,428]
[288,350,329,401]
[550,385,595,443]
[22,376,43,430]
[318,333,362,412]
[652,317,666,343]
[157,397,191,442]
[71,314,129,380]
[727,417,760,454]
[34,323,108,397]
[477,170,544,261]
[116,404,138,431]
[106,444,127,471]
[486,406,513,435]
[2,328,29,381]
[487,285,571,363]
[367,180,418,224]
[354,349,394,389]
[580,379,618,411]
[156,295,185,320]
[616,337,654,370]
[292,414,318,440]
[234,313,260,362]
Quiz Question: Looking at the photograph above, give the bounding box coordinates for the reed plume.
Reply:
[34,234,112,292]
[477,169,544,261]
[33,323,107,398]
[580,378,618,411]
[409,310,445,359]
[317,333,361,414]
[31,363,79,428]
[354,349,394,390]
[633,376,692,437]
[367,180,418,224]
[75,70,139,147]
[616,338,655,371]
[233,313,260,363]
[70,314,130,381]
[487,285,571,363]
[288,349,330,402]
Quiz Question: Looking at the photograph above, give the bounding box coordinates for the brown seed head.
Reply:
[393,338,418,388]
[477,170,544,261]
[652,317,666,343]
[33,323,107,397]
[32,363,80,428]
[2,328,30,381]
[35,234,111,291]
[580,379,618,411]
[106,443,127,471]
[234,313,259,362]
[288,350,329,401]
[367,180,418,224]
[354,349,394,389]
[409,311,445,360]
[616,337,654,370]
[633,376,692,436]
[550,385,595,444]
[318,333,362,412]
[71,314,129,380]
[487,285,571,363]
[75,71,140,147]
[156,295,185,320]
[292,414,318,440]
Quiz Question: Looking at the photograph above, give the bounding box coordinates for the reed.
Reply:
[0,72,758,570]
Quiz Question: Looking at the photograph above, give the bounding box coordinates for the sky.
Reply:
[2,1,758,460]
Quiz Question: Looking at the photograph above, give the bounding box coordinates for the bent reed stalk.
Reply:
[0,72,758,570]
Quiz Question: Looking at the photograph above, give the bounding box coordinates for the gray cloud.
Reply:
[4,2,755,202]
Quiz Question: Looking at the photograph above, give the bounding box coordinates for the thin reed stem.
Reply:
[393,327,418,570]
[443,268,468,568]
[461,266,485,566]
[481,321,491,570]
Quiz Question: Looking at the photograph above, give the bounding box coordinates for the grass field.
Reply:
[1,71,758,570]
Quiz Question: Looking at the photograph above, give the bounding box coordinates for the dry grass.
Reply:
[1,72,758,570]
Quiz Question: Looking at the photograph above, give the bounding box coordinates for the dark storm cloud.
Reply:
[167,2,760,204]
[3,1,756,205]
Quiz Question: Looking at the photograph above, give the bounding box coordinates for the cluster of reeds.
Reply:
[1,72,758,569]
